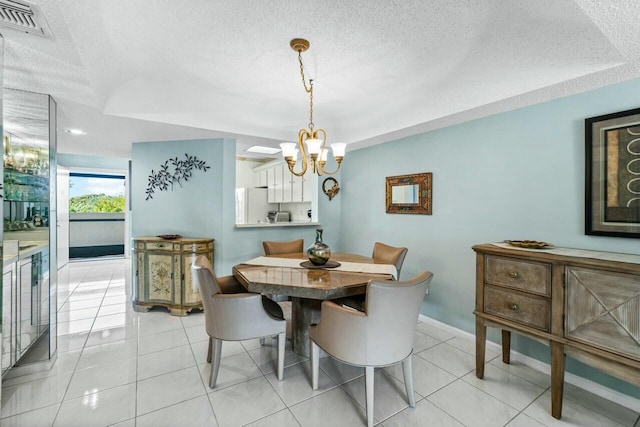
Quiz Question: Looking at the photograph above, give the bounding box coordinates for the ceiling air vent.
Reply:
[0,0,52,37]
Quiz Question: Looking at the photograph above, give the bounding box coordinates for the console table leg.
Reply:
[475,317,486,379]
[551,341,565,419]
[502,330,511,364]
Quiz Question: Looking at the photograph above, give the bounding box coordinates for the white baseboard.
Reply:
[418,314,640,413]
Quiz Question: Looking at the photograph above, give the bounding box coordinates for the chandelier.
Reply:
[280,38,346,177]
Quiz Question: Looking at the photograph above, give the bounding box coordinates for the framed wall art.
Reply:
[585,108,640,237]
[385,172,432,215]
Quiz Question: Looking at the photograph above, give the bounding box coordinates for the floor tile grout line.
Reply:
[51,265,105,426]
[423,387,478,427]
[6,259,638,426]
[184,327,222,427]
[460,372,546,414]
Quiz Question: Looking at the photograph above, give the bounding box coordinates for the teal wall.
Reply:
[131,139,341,275]
[338,79,640,397]
[129,80,639,397]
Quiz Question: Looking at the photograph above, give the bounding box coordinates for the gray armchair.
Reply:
[309,271,433,427]
[191,255,286,388]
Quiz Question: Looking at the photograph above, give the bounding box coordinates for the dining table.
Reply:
[232,253,396,357]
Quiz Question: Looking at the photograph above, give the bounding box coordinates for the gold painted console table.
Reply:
[132,236,214,316]
[473,243,640,419]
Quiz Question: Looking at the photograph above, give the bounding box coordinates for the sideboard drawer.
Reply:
[485,256,550,296]
[184,243,210,252]
[145,242,174,251]
[484,284,550,331]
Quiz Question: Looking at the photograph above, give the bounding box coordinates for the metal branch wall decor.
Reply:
[145,153,210,200]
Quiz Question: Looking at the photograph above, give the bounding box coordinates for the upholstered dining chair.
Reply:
[309,271,433,427]
[262,238,304,255]
[262,239,304,313]
[191,255,286,388]
[340,242,409,312]
[372,242,408,280]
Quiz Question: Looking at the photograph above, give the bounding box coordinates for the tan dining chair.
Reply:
[262,238,304,255]
[191,255,286,388]
[262,239,304,316]
[309,271,433,427]
[341,242,409,311]
[372,242,408,280]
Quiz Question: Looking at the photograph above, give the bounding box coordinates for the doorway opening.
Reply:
[68,171,126,259]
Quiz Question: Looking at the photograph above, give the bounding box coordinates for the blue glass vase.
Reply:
[307,228,331,265]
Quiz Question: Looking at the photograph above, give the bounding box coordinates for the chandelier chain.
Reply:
[297,50,314,130]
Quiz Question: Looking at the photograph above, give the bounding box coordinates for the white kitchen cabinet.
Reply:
[292,173,303,202]
[257,160,313,204]
[281,164,293,203]
[291,166,313,202]
[267,163,286,203]
[254,168,268,188]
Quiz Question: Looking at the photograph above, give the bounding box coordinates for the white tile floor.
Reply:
[1,258,638,426]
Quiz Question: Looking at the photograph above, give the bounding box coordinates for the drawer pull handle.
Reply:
[508,272,519,279]
[508,303,519,311]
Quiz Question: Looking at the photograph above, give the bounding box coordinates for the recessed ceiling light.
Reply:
[246,145,281,155]
[64,128,87,135]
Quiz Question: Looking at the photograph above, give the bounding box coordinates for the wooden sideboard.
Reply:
[132,237,214,316]
[473,243,640,419]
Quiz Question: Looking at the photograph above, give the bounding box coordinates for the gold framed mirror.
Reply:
[386,172,432,214]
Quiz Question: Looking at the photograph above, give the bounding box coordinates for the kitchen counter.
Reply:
[235,221,321,228]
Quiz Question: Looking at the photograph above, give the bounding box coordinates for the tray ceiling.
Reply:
[2,0,639,159]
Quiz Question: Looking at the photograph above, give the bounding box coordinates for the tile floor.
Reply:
[1,258,638,427]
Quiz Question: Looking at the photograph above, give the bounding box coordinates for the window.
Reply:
[69,172,125,213]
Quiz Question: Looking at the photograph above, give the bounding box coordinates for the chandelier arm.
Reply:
[285,128,308,177]
[315,129,341,176]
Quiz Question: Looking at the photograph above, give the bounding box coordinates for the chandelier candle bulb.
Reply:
[331,143,346,158]
[280,143,297,158]
[319,149,329,162]
[305,138,322,155]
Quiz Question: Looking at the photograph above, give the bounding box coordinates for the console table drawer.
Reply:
[184,243,210,252]
[485,256,550,296]
[144,242,174,251]
[484,285,550,331]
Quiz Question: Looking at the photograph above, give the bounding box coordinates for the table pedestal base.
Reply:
[291,297,322,357]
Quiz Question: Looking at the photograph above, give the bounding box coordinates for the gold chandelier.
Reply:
[280,38,346,177]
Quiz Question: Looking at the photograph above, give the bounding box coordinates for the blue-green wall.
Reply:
[129,80,639,398]
[131,138,341,275]
[338,78,640,397]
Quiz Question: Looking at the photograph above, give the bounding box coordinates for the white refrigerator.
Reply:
[235,188,275,224]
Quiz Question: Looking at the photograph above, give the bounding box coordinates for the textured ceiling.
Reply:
[2,0,639,160]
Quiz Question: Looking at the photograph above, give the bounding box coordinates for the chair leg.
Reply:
[365,366,374,427]
[310,339,319,390]
[277,332,285,381]
[402,356,416,407]
[207,337,213,363]
[209,338,223,388]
